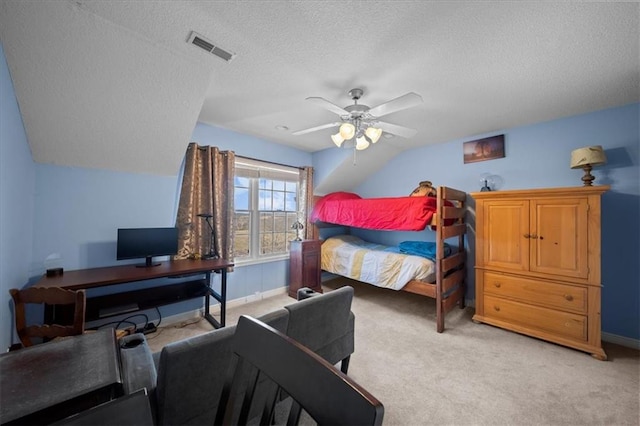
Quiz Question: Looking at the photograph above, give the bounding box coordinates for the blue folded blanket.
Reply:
[398,241,451,261]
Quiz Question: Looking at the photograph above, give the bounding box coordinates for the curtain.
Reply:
[299,166,314,240]
[175,143,235,267]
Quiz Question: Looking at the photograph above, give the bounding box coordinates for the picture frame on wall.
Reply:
[463,134,505,164]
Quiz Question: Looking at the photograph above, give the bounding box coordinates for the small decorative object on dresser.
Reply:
[570,145,607,186]
[478,173,504,192]
[289,239,322,298]
[471,185,609,360]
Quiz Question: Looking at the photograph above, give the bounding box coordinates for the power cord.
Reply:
[89,309,164,336]
[154,307,162,328]
[139,307,162,334]
[93,319,138,334]
[117,313,150,333]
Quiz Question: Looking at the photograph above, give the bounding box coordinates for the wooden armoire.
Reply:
[471,186,609,360]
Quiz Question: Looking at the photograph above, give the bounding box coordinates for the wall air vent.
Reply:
[187,31,235,62]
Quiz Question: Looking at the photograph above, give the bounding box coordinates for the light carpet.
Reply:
[147,277,640,426]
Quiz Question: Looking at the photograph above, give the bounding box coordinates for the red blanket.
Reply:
[311,192,440,231]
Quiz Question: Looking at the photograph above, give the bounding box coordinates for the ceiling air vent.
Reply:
[187,31,235,62]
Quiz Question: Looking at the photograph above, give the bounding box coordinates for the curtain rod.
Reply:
[236,154,305,171]
[193,144,306,170]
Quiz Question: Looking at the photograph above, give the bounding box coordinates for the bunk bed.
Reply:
[311,186,467,333]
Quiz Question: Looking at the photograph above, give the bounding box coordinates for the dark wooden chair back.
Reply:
[10,287,86,347]
[215,315,384,426]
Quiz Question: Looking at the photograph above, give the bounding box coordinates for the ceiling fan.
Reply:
[293,88,423,150]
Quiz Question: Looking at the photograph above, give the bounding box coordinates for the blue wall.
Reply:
[352,103,639,341]
[1,37,637,349]
[32,165,179,272]
[0,40,313,350]
[0,43,36,349]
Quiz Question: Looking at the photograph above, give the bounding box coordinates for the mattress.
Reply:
[321,235,436,290]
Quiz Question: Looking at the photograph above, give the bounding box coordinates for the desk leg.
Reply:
[220,268,227,327]
[204,270,212,322]
[204,268,227,329]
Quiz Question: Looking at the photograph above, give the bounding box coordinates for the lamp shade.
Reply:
[365,126,382,144]
[570,146,607,169]
[331,133,344,147]
[355,136,370,151]
[339,123,356,140]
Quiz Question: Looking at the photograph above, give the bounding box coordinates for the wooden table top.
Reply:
[33,258,234,290]
[0,329,122,424]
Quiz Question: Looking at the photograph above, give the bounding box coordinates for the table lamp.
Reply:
[570,145,607,186]
[291,220,304,241]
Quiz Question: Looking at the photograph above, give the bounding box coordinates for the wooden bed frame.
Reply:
[312,186,467,333]
[401,186,467,332]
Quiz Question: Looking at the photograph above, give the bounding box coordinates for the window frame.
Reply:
[233,158,300,266]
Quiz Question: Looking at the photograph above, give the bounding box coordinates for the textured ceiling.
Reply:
[0,1,638,177]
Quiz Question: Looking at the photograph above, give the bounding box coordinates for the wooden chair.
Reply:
[9,287,86,347]
[215,315,384,426]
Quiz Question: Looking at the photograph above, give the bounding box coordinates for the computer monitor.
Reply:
[116,227,178,267]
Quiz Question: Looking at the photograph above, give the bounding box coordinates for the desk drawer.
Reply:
[483,271,587,314]
[484,295,587,341]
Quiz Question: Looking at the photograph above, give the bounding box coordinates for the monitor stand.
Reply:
[135,256,161,268]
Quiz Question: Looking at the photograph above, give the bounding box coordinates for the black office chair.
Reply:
[215,315,384,426]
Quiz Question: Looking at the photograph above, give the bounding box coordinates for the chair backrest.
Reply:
[10,287,86,347]
[285,285,355,368]
[154,308,289,426]
[216,315,384,426]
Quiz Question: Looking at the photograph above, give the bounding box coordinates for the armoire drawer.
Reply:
[483,295,587,341]
[483,271,587,314]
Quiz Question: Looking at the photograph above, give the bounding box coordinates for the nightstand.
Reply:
[289,240,322,298]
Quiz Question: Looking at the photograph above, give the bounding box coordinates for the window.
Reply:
[234,158,300,262]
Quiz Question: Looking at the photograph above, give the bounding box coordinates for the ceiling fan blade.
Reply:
[368,92,423,118]
[292,122,342,136]
[306,97,350,116]
[376,121,418,139]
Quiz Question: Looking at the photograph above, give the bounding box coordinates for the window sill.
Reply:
[234,254,290,267]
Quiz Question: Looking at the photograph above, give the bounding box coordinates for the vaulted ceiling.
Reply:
[1,1,638,177]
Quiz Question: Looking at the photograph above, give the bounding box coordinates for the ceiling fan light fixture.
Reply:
[339,123,356,140]
[355,136,370,151]
[331,133,345,147]
[294,88,422,150]
[365,126,382,144]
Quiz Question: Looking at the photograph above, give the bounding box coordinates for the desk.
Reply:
[33,259,234,329]
[0,329,122,425]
